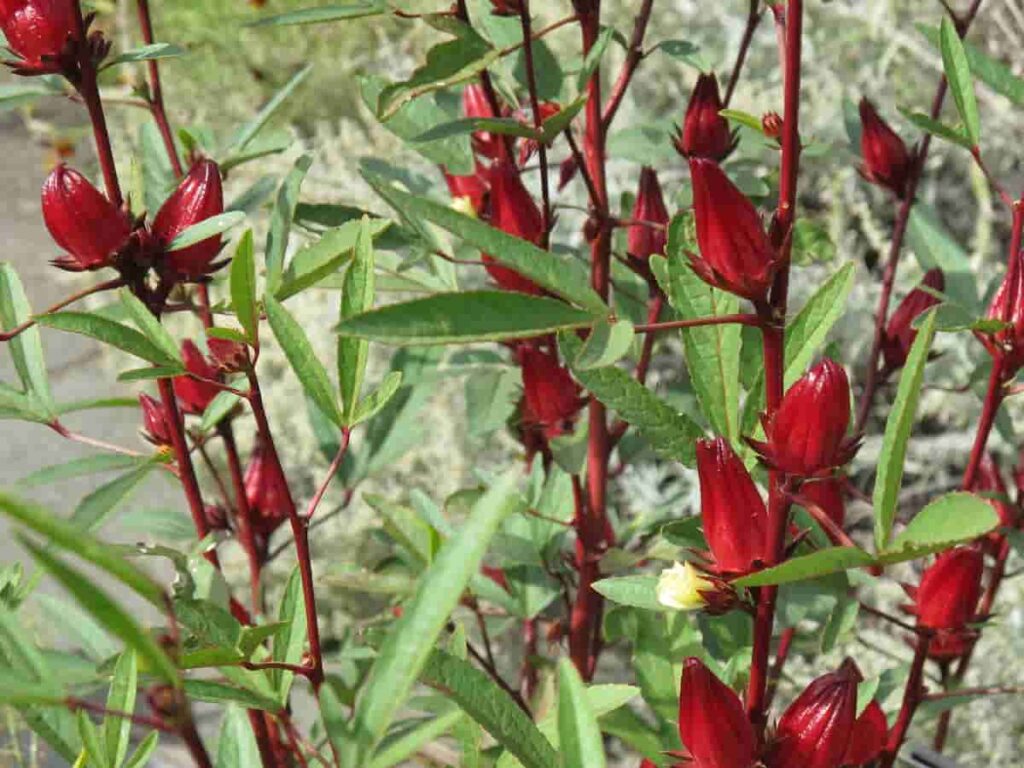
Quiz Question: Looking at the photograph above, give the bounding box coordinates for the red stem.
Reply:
[220,423,264,614]
[880,633,932,768]
[634,312,761,333]
[634,291,664,385]
[136,0,183,177]
[0,278,124,342]
[601,0,654,133]
[724,0,764,107]
[764,626,795,709]
[517,1,552,244]
[179,715,214,768]
[65,698,171,732]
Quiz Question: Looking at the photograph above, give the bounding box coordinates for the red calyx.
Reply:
[799,475,847,529]
[688,157,778,303]
[519,347,583,440]
[749,359,860,477]
[41,164,131,271]
[769,660,860,768]
[172,340,221,415]
[463,82,503,161]
[841,700,888,767]
[978,248,1024,377]
[0,0,76,74]
[908,546,984,650]
[444,166,489,216]
[695,437,768,575]
[138,393,172,447]
[882,268,944,372]
[207,337,249,374]
[244,442,292,543]
[483,162,545,294]
[677,657,757,768]
[859,98,913,199]
[517,100,560,166]
[628,167,669,261]
[152,159,224,278]
[676,73,736,162]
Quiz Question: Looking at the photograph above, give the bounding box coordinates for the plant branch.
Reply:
[0,279,124,342]
[601,0,654,133]
[136,0,183,177]
[880,633,933,768]
[633,313,761,333]
[517,1,552,244]
[724,0,765,106]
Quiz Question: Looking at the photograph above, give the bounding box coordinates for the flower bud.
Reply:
[841,700,888,767]
[204,503,230,532]
[859,98,912,198]
[882,268,944,371]
[484,163,544,294]
[688,158,778,302]
[463,82,502,160]
[627,167,669,261]
[245,443,292,541]
[657,561,715,611]
[41,165,130,270]
[762,111,783,140]
[800,476,846,529]
[172,340,221,415]
[908,546,983,633]
[444,168,488,217]
[676,73,734,162]
[152,159,224,277]
[678,657,757,768]
[976,453,1019,535]
[519,347,583,439]
[696,437,768,574]
[750,359,858,477]
[770,661,859,768]
[139,393,172,446]
[979,250,1024,376]
[0,0,76,73]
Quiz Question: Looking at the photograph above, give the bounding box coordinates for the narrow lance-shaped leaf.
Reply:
[873,309,938,550]
[346,471,520,765]
[265,154,313,292]
[939,15,980,146]
[246,2,388,28]
[226,66,312,156]
[104,651,138,768]
[167,211,246,251]
[340,218,375,421]
[37,312,182,368]
[230,230,259,343]
[557,659,606,768]
[119,289,181,364]
[0,263,54,414]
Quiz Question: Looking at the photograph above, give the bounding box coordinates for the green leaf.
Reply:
[226,65,312,156]
[0,609,50,681]
[907,205,978,310]
[215,706,259,768]
[734,547,876,588]
[939,15,980,147]
[369,709,465,768]
[652,246,741,442]
[574,320,635,371]
[71,464,153,532]
[119,289,181,364]
[742,263,855,436]
[104,651,137,768]
[338,292,597,345]
[76,710,106,768]
[592,575,662,611]
[873,309,938,550]
[167,211,245,251]
[104,43,185,67]
[419,648,558,768]
[899,108,972,150]
[37,312,180,367]
[0,263,54,413]
[271,567,307,704]
[883,492,999,559]
[278,218,389,301]
[20,538,178,684]
[0,492,165,606]
[265,154,313,292]
[339,218,376,421]
[415,116,541,144]
[200,391,243,432]
[557,659,606,768]
[365,180,605,313]
[246,2,387,27]
[320,685,349,758]
[183,680,280,712]
[347,471,520,764]
[124,731,159,768]
[0,667,64,705]
[351,371,404,426]
[377,22,499,119]
[719,108,763,132]
[230,230,259,343]
[562,333,704,465]
[265,294,343,426]
[16,454,144,487]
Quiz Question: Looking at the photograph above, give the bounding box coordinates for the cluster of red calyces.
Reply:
[677,658,885,768]
[41,158,225,283]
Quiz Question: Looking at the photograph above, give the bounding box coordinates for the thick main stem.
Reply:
[880,634,932,768]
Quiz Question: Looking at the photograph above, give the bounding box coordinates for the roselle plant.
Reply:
[0,0,1022,766]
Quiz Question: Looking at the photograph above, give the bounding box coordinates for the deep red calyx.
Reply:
[207,337,249,374]
[677,657,757,768]
[769,661,859,768]
[172,340,221,415]
[519,347,583,439]
[688,157,778,302]
[677,73,735,162]
[483,162,544,294]
[696,437,768,574]
[627,167,669,261]
[882,268,944,371]
[244,443,292,540]
[463,82,503,160]
[800,476,846,529]
[750,359,858,477]
[444,167,489,216]
[859,98,912,199]
[909,545,984,633]
[976,453,1019,533]
[152,159,224,277]
[42,164,131,271]
[138,393,172,446]
[979,249,1024,375]
[0,0,76,72]
[841,700,888,767]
